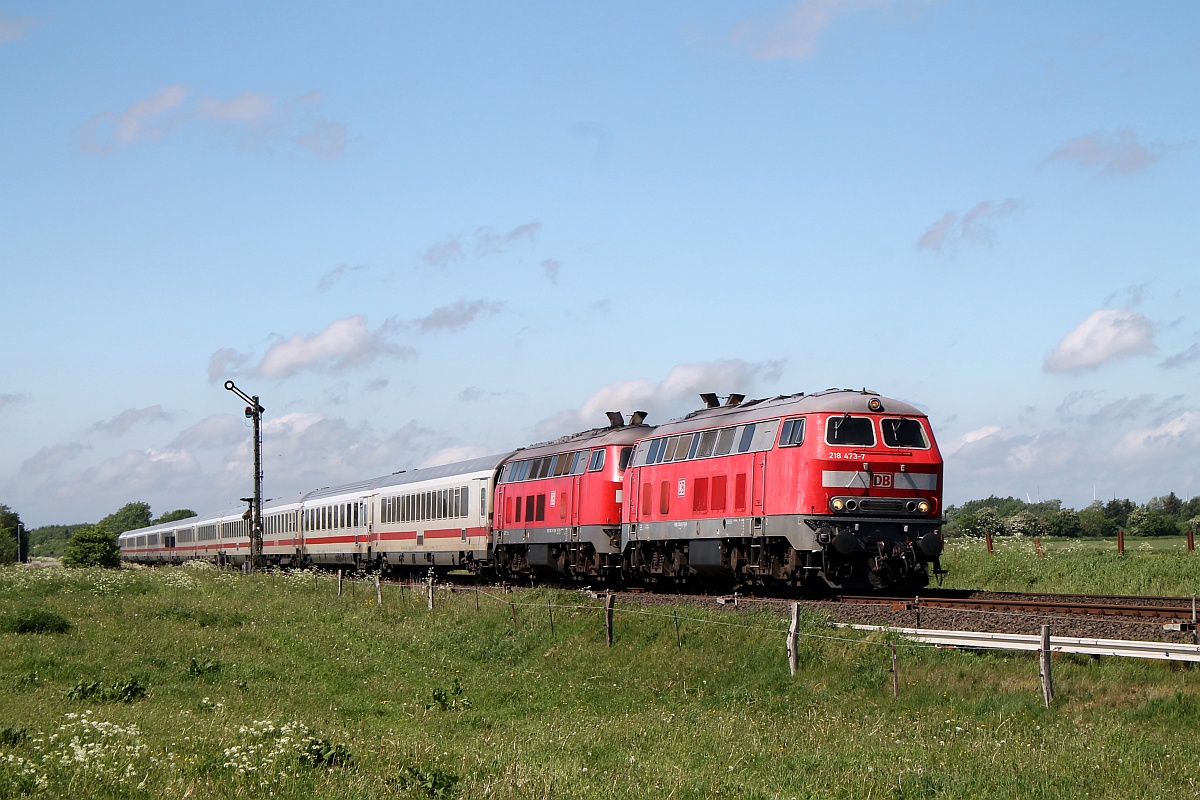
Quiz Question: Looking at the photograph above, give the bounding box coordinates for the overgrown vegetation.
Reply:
[3,562,1200,798]
[945,493,1200,539]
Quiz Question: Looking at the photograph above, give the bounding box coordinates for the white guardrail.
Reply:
[840,624,1200,663]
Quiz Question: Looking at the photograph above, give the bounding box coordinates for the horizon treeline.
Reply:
[945,493,1200,538]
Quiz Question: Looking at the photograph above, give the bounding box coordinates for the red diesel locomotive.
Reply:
[622,389,944,590]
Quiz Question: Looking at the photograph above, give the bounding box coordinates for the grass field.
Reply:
[942,535,1200,597]
[3,562,1200,799]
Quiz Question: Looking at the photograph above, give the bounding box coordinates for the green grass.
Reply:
[2,563,1200,798]
[942,535,1200,596]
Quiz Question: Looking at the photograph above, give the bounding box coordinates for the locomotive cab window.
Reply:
[779,417,805,447]
[587,449,606,472]
[882,417,929,449]
[826,415,876,446]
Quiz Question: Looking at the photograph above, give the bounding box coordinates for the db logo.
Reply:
[871,473,892,488]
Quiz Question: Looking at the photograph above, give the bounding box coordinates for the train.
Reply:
[119,388,946,591]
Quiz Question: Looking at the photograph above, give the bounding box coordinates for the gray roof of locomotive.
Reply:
[648,389,927,438]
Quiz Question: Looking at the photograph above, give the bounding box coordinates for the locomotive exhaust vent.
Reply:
[629,411,648,426]
[725,393,745,406]
[700,393,720,409]
[606,411,625,427]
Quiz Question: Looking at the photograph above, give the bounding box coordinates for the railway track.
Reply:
[832,592,1199,621]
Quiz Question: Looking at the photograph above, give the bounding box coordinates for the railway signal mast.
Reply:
[224,380,265,572]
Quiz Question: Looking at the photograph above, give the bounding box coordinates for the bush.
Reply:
[1,608,71,634]
[62,524,121,569]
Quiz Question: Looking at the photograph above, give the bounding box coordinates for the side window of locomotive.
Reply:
[619,446,633,471]
[696,429,719,458]
[587,449,606,472]
[779,417,806,447]
[674,433,695,461]
[736,424,757,453]
[714,426,737,456]
[882,417,930,449]
[826,415,876,446]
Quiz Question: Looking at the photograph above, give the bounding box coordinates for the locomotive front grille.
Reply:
[858,499,907,514]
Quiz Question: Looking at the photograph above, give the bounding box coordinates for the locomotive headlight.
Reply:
[831,498,845,511]
[868,398,883,412]
[917,501,930,514]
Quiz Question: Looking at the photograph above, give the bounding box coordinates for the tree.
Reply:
[1079,502,1117,537]
[61,523,121,568]
[99,502,152,535]
[0,503,20,564]
[1045,509,1083,538]
[153,509,197,525]
[1103,499,1135,528]
[1004,510,1046,538]
[1148,492,1183,518]
[1126,508,1178,538]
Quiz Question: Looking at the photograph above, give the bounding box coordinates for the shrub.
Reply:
[66,678,147,703]
[62,524,121,569]
[1,608,71,634]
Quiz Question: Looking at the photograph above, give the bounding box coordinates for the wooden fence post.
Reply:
[427,577,434,611]
[1188,530,1195,552]
[375,575,382,608]
[337,569,343,597]
[548,596,555,638]
[891,644,899,698]
[1118,529,1125,555]
[475,586,480,612]
[786,602,800,676]
[605,592,615,647]
[1040,625,1054,707]
[673,609,682,650]
[985,531,993,553]
[1035,537,1045,558]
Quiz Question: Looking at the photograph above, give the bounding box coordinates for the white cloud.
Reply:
[90,405,171,435]
[0,393,27,412]
[421,445,493,468]
[75,85,347,159]
[1112,412,1200,461]
[54,448,200,502]
[0,11,37,44]
[208,347,251,384]
[415,300,504,334]
[1162,342,1200,370]
[535,359,785,439]
[253,316,414,380]
[1044,309,1156,373]
[21,442,91,474]
[421,221,541,268]
[916,199,1020,254]
[729,0,930,62]
[170,414,247,450]
[1046,129,1172,176]
[941,424,1004,457]
[316,264,367,293]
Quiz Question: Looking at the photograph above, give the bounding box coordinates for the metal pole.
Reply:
[224,381,265,573]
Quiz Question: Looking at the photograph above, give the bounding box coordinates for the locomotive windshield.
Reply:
[882,417,930,449]
[826,414,875,446]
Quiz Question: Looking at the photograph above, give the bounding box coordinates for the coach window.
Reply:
[826,415,876,446]
[588,449,606,472]
[714,427,736,456]
[779,417,806,447]
[882,417,930,449]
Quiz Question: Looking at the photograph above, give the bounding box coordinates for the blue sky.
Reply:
[2,1,1197,526]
